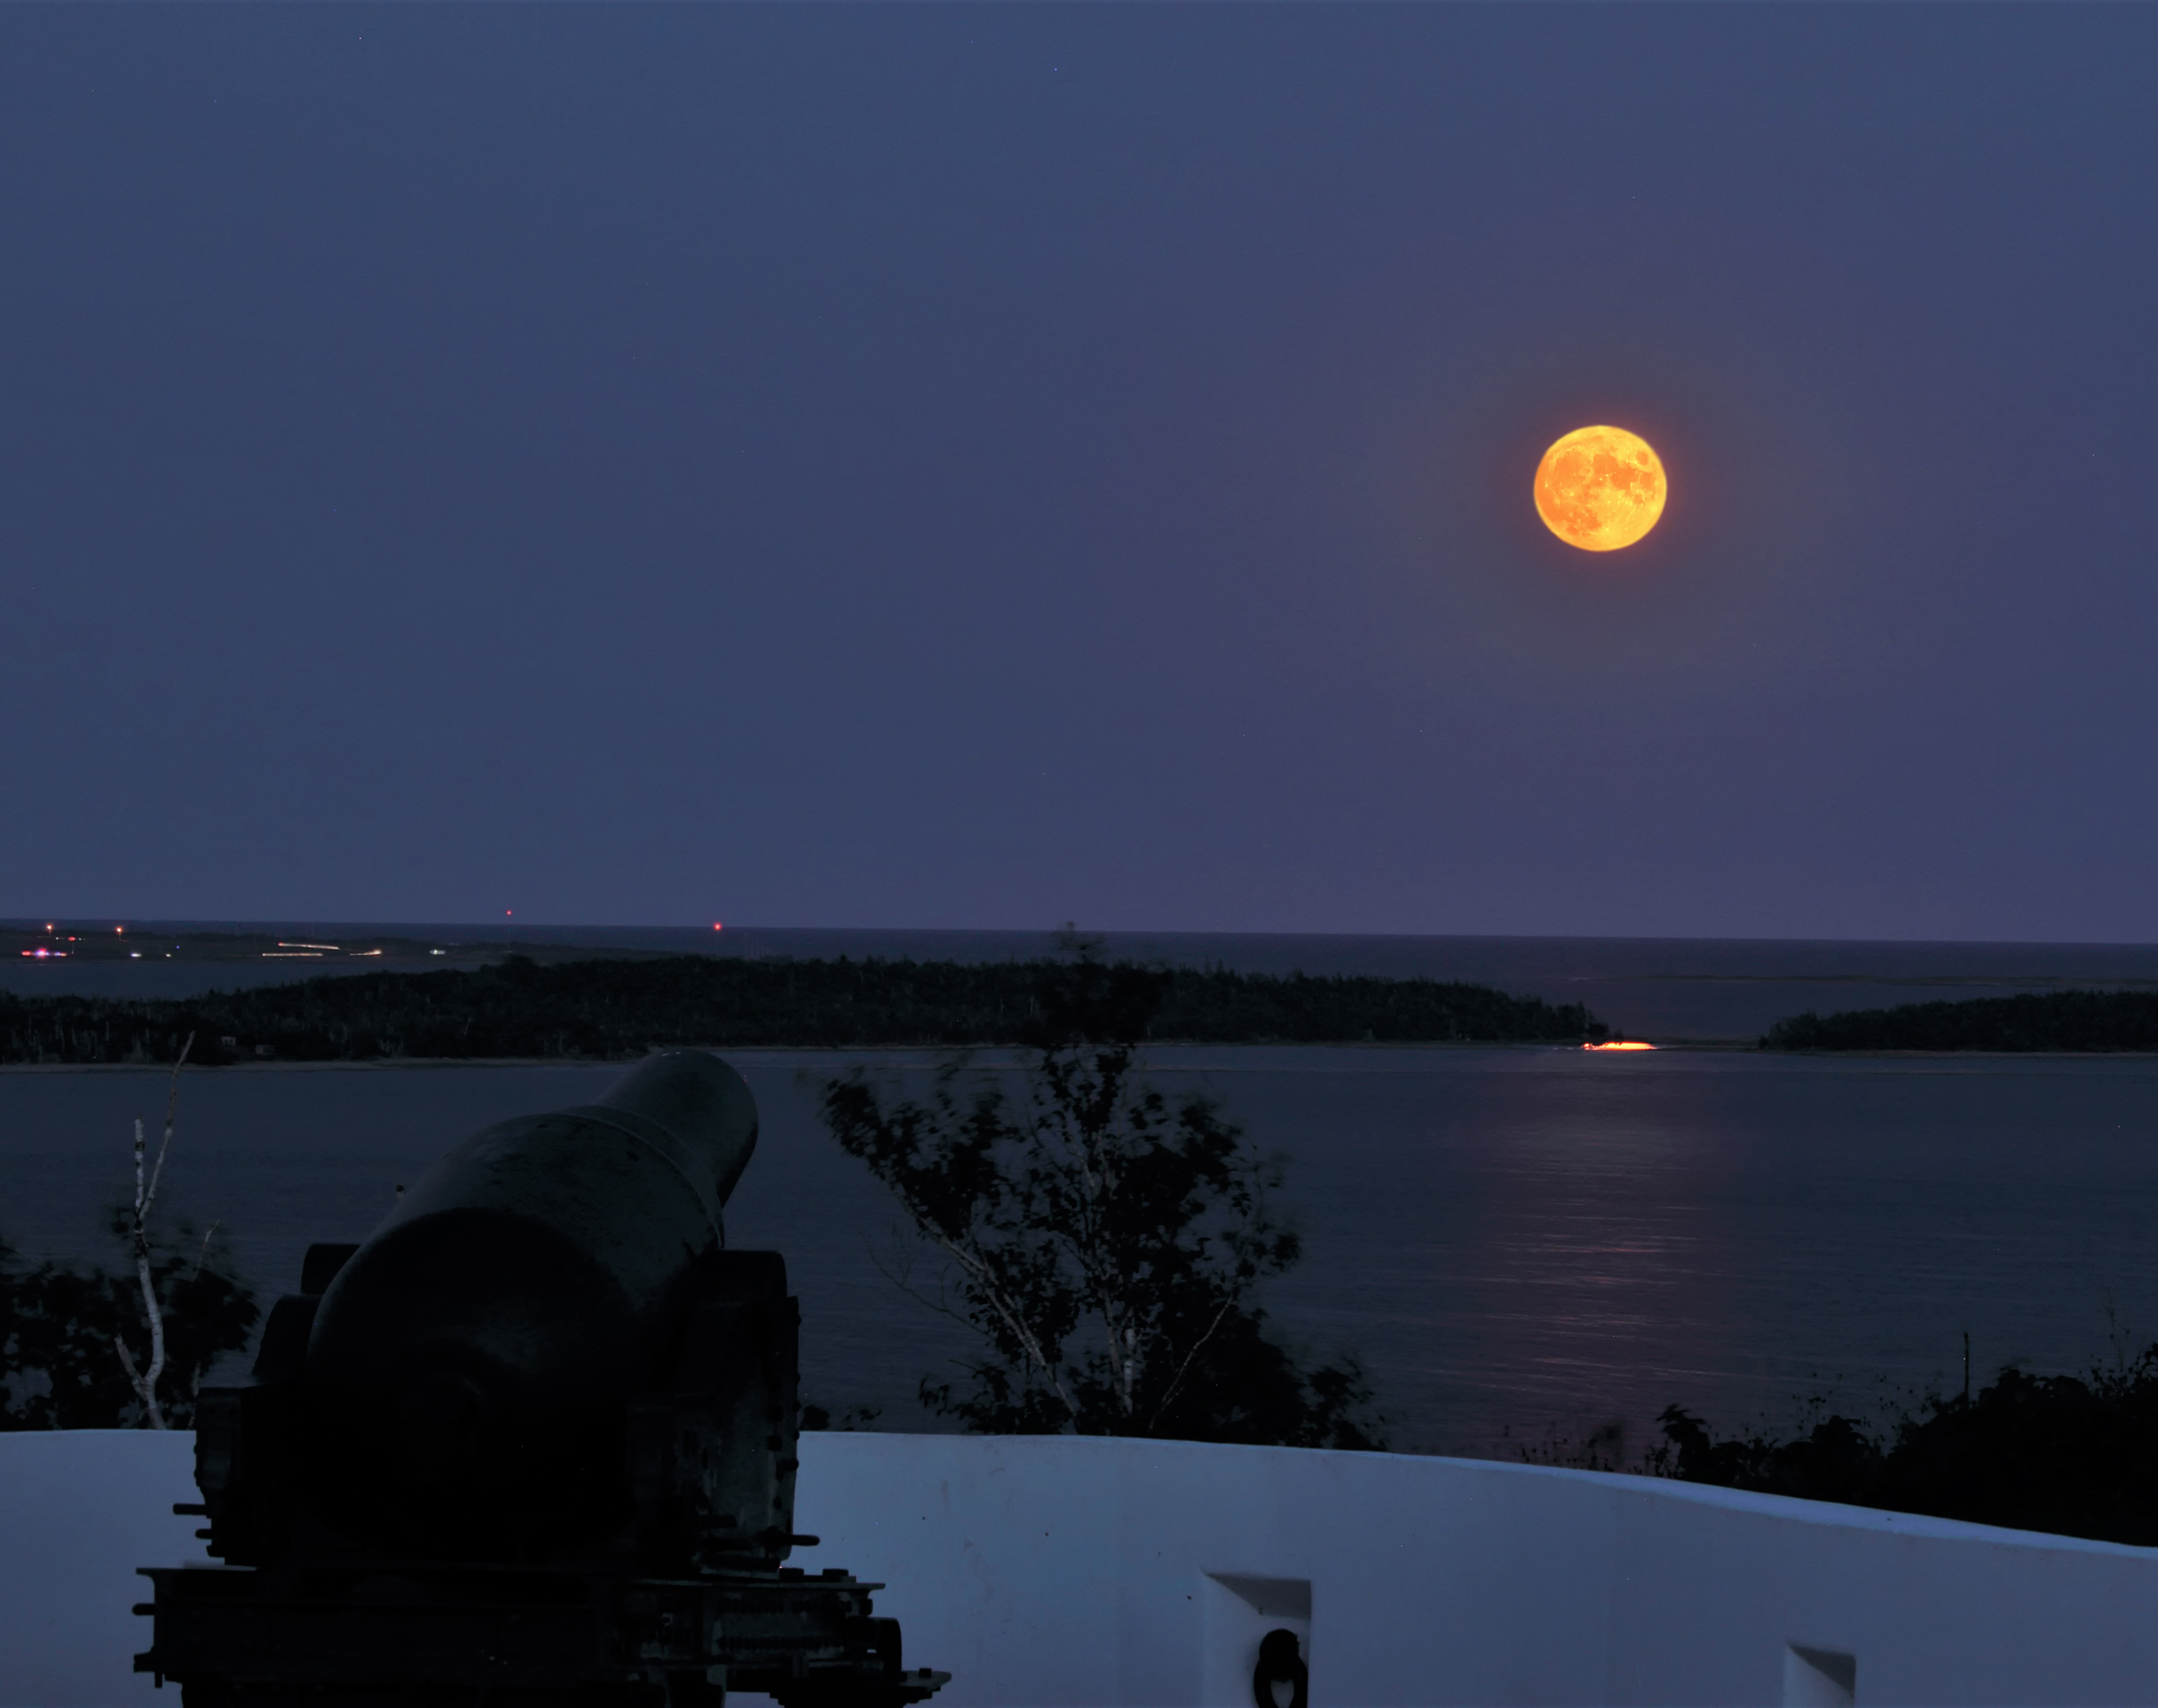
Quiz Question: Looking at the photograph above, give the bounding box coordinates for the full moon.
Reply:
[1533,425,1667,552]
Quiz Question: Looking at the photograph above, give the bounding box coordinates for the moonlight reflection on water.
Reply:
[6,1045,2158,1456]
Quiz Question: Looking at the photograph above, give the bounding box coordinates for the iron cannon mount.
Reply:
[135,1052,948,1708]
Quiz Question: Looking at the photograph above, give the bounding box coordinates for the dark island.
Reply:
[1763,988,2158,1053]
[0,954,1610,1064]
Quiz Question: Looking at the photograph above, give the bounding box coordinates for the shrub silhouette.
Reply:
[1653,1348,2158,1545]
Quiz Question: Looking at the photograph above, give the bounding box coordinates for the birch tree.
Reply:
[114,1035,192,1428]
[817,955,1381,1447]
[0,1027,254,1429]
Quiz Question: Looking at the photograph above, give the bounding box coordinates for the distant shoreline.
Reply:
[16,1042,2158,1073]
[1763,989,2158,1054]
[0,1037,1617,1072]
[0,953,1612,1066]
[13,927,2158,1044]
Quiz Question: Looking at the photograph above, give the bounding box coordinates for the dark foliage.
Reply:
[798,1401,885,1433]
[0,1226,259,1429]
[816,960,1385,1449]
[1650,1348,2158,1545]
[0,954,1607,1064]
[1763,989,2158,1053]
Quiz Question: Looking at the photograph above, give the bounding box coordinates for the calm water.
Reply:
[6,1045,2158,1457]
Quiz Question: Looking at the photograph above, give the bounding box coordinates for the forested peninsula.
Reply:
[0,955,1610,1064]
[1763,989,2158,1053]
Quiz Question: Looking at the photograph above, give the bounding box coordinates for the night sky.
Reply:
[4,5,2153,940]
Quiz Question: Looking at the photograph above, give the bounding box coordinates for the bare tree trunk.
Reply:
[927,1231,1079,1421]
[117,1035,192,1428]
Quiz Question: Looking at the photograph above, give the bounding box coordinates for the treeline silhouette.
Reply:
[1763,989,2158,1052]
[0,955,1609,1065]
[1649,1349,2158,1546]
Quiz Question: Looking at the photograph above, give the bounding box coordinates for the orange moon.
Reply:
[1533,425,1667,552]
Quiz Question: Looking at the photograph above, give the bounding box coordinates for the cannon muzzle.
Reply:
[304,1050,758,1552]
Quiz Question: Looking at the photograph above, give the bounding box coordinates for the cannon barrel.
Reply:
[304,1050,760,1552]
[147,1051,948,1707]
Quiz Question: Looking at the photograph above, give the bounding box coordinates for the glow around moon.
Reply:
[1533,426,1667,552]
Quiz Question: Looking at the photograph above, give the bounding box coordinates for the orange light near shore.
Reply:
[1583,1041,1657,1052]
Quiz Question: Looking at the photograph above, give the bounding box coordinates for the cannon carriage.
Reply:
[136,1052,947,1708]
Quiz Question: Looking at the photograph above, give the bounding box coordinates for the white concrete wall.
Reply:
[0,1432,204,1708]
[9,1429,2158,1708]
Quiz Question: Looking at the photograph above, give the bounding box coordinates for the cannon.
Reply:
[136,1052,948,1708]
